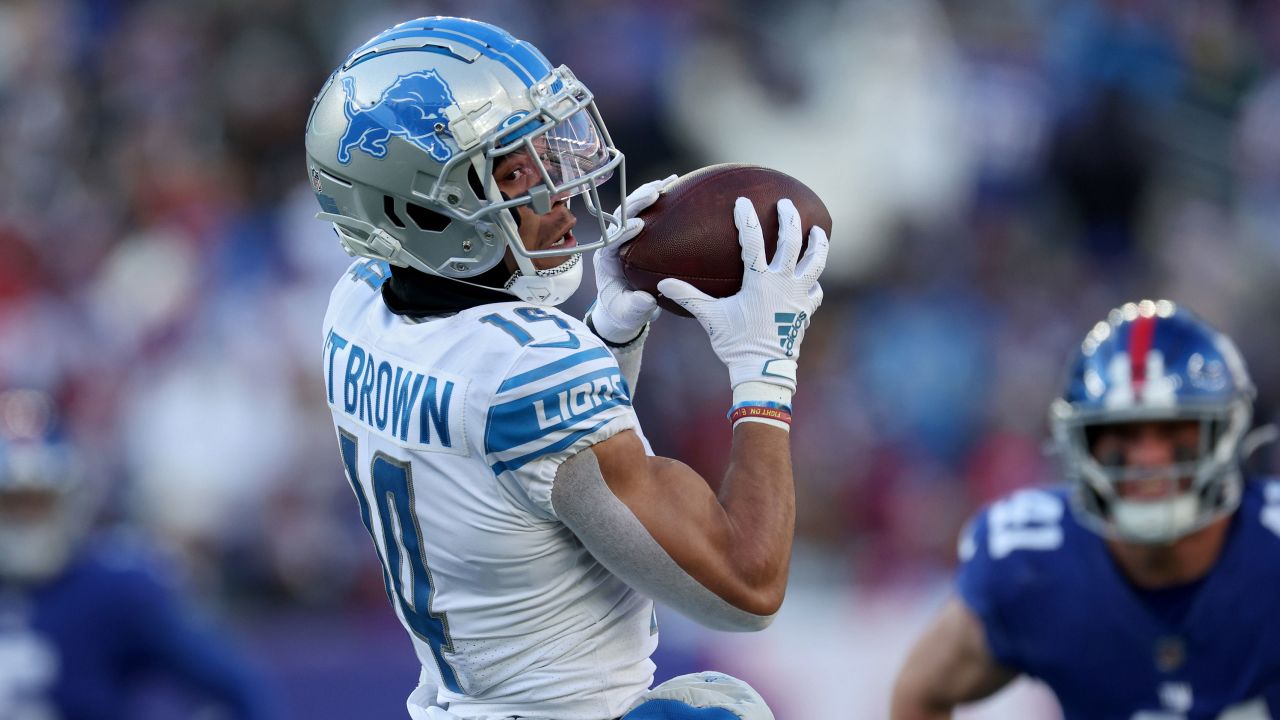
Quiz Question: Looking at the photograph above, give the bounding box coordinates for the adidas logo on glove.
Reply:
[775,312,807,357]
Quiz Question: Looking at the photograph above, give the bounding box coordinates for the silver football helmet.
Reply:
[305,17,628,305]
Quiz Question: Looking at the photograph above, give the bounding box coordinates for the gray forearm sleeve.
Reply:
[551,449,774,632]
[609,324,647,397]
[583,313,647,397]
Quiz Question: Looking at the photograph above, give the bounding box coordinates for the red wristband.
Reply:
[728,405,793,425]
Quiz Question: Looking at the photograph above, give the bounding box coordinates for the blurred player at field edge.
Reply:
[0,388,273,720]
[892,300,1280,719]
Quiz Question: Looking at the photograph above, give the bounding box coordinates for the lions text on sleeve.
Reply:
[957,483,1280,720]
[322,260,657,720]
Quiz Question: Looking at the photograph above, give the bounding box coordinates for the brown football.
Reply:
[617,163,832,317]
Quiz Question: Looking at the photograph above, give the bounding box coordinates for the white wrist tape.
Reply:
[729,382,794,431]
[732,381,793,408]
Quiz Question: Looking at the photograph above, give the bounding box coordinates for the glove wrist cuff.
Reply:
[732,381,793,408]
[585,310,648,351]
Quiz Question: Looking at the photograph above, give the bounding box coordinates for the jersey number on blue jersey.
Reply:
[338,429,462,693]
[985,485,1280,562]
[987,490,1065,559]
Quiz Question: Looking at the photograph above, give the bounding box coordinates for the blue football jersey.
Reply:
[0,537,269,720]
[957,480,1280,719]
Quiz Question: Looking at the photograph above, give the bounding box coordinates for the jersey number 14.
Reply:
[338,428,462,693]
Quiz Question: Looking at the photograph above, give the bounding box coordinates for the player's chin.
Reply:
[531,248,577,272]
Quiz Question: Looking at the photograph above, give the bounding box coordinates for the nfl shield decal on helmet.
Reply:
[337,71,456,164]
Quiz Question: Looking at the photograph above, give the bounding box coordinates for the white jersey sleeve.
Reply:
[483,326,640,519]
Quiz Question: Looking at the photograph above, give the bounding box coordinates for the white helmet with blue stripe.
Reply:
[305,17,627,305]
[1050,300,1255,544]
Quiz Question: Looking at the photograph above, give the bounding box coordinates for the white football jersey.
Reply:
[321,260,657,719]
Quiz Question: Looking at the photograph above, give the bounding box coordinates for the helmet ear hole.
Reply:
[466,165,486,199]
[383,196,406,228]
[405,202,451,232]
[1085,483,1110,517]
[1084,424,1103,453]
[1208,419,1225,448]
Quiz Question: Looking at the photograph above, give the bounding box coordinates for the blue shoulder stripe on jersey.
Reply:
[486,367,631,455]
[347,20,553,86]
[489,417,613,476]
[497,347,612,393]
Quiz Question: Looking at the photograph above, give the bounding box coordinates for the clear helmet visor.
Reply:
[495,107,616,201]
[533,110,614,192]
[485,104,627,272]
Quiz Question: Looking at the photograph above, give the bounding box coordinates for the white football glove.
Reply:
[658,197,827,394]
[588,174,678,345]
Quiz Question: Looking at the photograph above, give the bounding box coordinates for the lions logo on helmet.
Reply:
[337,72,457,165]
[1050,300,1255,544]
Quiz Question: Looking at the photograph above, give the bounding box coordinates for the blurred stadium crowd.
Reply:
[2,0,1280,716]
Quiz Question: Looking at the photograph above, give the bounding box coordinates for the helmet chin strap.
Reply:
[391,248,582,306]
[504,253,583,305]
[1109,496,1200,544]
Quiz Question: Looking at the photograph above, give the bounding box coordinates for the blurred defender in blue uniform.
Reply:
[0,388,271,720]
[892,300,1280,719]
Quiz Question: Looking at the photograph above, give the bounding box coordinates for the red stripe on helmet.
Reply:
[1128,314,1157,400]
